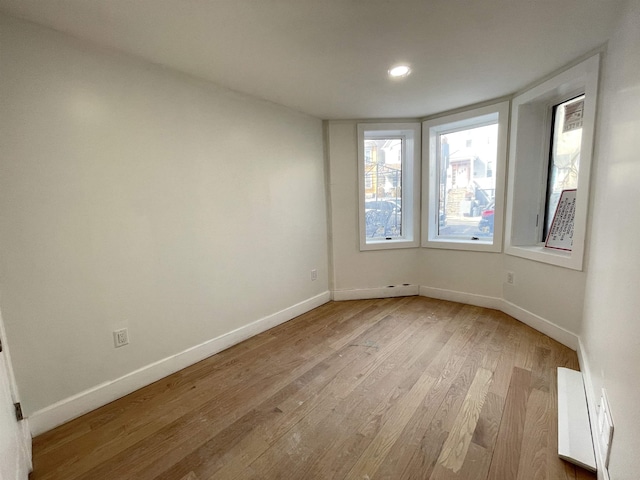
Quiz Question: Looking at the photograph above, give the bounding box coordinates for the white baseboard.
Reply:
[334,284,578,350]
[28,291,331,436]
[416,286,578,350]
[500,300,578,350]
[28,285,580,437]
[418,286,502,310]
[577,339,610,480]
[332,284,419,301]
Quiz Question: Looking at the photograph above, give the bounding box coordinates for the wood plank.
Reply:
[516,388,549,480]
[486,366,532,480]
[178,473,198,480]
[436,368,493,473]
[373,342,468,479]
[455,442,492,480]
[395,311,499,479]
[471,392,504,450]
[343,371,437,479]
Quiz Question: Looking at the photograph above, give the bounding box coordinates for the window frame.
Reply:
[504,54,600,270]
[542,93,585,241]
[357,123,421,251]
[421,101,510,252]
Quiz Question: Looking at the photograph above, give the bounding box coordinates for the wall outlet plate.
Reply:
[113,328,129,348]
[506,271,515,284]
[597,389,614,469]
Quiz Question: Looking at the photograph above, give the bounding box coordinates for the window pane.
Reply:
[364,137,403,240]
[437,123,498,240]
[544,95,584,239]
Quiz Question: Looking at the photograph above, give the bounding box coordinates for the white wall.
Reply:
[420,249,503,299]
[581,1,640,478]
[327,121,421,293]
[503,255,586,334]
[0,15,328,417]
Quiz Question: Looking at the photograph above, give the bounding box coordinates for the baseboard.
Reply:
[332,284,420,301]
[577,339,610,480]
[418,286,503,310]
[334,284,578,350]
[500,300,579,350]
[417,286,578,350]
[28,291,331,436]
[28,286,579,436]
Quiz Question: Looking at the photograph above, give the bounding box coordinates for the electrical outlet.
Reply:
[506,271,515,285]
[113,328,129,348]
[597,389,614,469]
[311,269,317,281]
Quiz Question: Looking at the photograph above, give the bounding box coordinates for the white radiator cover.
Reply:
[557,367,596,472]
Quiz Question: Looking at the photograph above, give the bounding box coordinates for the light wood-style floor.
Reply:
[31,297,596,480]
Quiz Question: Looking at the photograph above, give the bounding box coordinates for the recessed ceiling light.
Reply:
[388,65,411,78]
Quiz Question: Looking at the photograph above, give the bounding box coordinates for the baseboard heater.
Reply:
[557,367,596,472]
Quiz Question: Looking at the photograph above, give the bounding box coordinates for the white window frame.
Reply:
[504,54,600,270]
[422,101,509,252]
[357,123,420,251]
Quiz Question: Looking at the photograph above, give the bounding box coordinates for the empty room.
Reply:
[0,1,638,479]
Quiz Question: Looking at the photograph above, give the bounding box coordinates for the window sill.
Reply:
[423,238,500,253]
[360,238,419,251]
[505,244,583,271]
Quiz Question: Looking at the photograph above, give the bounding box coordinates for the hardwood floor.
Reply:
[30,297,596,479]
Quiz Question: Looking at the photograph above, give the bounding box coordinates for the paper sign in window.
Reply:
[545,189,577,251]
[563,99,584,133]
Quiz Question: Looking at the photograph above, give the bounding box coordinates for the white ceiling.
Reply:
[0,0,623,119]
